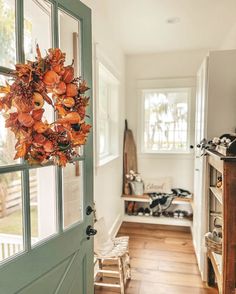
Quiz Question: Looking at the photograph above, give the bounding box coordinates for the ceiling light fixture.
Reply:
[166,17,180,24]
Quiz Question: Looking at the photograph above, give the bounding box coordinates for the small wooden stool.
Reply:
[94,236,131,294]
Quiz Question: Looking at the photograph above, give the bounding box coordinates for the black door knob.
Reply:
[86,225,97,240]
[189,145,194,149]
[86,205,94,215]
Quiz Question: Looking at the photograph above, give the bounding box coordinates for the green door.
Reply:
[0,0,94,293]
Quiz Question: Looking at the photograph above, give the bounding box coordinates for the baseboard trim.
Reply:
[109,214,123,238]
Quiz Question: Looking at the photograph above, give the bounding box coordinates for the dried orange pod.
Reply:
[66,83,78,97]
[32,109,45,121]
[57,112,81,124]
[55,104,68,116]
[65,112,81,123]
[33,92,44,109]
[62,66,74,83]
[18,113,34,127]
[14,97,34,113]
[53,81,66,95]
[33,134,46,147]
[52,65,65,75]
[33,121,49,133]
[63,97,75,108]
[43,70,60,87]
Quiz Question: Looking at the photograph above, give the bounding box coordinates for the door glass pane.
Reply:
[63,161,83,229]
[0,171,23,262]
[0,74,19,166]
[59,10,83,157]
[24,0,54,124]
[24,0,52,61]
[59,9,81,74]
[29,167,57,245]
[0,0,16,68]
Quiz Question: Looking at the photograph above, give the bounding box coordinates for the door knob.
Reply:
[86,205,94,215]
[86,225,97,240]
[190,145,194,149]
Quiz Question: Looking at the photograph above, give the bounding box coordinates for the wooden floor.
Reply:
[95,222,218,294]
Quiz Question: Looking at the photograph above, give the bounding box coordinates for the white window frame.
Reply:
[137,78,195,156]
[94,49,120,167]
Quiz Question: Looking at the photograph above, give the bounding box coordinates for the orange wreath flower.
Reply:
[0,45,91,166]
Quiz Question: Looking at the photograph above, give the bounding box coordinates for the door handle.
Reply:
[86,225,97,240]
[86,205,94,215]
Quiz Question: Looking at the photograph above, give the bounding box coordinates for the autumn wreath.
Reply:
[0,46,91,166]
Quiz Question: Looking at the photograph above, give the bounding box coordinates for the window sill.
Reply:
[97,154,119,167]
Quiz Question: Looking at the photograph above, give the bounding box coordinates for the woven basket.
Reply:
[205,234,222,255]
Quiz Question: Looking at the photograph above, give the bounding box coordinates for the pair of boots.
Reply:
[127,201,137,215]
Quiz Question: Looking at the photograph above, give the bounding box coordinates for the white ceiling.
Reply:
[104,0,236,54]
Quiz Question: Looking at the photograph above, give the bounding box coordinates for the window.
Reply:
[97,62,119,165]
[141,88,191,153]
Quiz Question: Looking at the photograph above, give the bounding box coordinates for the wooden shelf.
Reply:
[208,251,222,288]
[123,214,192,227]
[206,151,236,293]
[122,194,193,205]
[209,187,223,204]
[207,149,236,162]
[122,194,150,202]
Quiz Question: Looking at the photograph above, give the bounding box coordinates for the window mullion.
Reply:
[16,0,32,253]
[52,0,59,48]
[56,166,63,234]
[51,2,63,233]
[16,0,25,63]
[22,168,31,251]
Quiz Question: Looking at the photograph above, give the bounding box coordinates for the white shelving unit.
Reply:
[123,214,192,227]
[122,194,193,227]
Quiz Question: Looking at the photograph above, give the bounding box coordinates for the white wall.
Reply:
[220,22,236,50]
[81,0,125,235]
[126,50,208,191]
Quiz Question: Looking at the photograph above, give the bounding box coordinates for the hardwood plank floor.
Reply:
[95,222,218,294]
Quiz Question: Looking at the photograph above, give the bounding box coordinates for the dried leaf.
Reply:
[14,142,27,159]
[79,80,89,94]
[80,123,92,133]
[56,152,68,167]
[36,44,42,60]
[5,113,19,128]
[0,84,11,94]
[55,104,68,116]
[41,92,53,105]
[71,132,87,146]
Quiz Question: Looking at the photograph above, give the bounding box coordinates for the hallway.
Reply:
[95,222,218,294]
